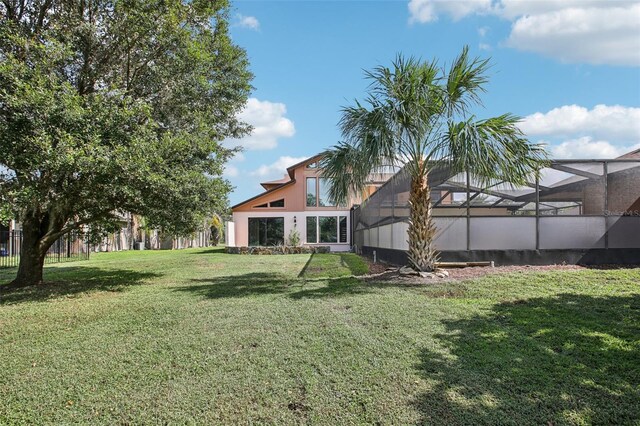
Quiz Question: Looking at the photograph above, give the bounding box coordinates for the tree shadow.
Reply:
[177,273,298,299]
[188,247,226,255]
[297,253,316,278]
[174,271,372,301]
[298,252,369,279]
[338,252,369,275]
[416,293,640,424]
[289,277,370,299]
[0,267,161,306]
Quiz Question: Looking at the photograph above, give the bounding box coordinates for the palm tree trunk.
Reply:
[407,173,438,272]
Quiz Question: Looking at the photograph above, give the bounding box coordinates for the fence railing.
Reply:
[0,230,90,269]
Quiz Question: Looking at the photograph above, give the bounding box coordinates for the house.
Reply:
[228,154,391,251]
[228,149,639,264]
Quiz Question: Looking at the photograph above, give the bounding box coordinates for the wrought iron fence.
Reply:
[0,230,90,269]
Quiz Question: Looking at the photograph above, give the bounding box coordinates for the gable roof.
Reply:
[231,179,296,210]
[260,176,290,190]
[284,153,323,179]
[618,148,640,159]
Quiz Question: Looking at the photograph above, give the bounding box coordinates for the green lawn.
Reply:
[1,249,638,425]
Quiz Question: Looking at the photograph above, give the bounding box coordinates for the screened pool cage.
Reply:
[352,159,640,265]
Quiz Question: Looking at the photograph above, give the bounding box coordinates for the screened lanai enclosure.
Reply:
[352,158,640,265]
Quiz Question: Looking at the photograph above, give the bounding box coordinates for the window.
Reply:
[339,216,348,243]
[306,162,318,169]
[248,217,284,246]
[306,177,317,207]
[269,199,284,207]
[254,203,268,208]
[319,217,337,243]
[306,215,348,244]
[306,217,317,243]
[307,177,334,207]
[318,178,333,207]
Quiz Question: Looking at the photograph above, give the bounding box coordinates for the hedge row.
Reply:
[225,246,331,255]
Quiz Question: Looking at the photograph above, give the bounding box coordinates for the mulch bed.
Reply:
[364,260,638,284]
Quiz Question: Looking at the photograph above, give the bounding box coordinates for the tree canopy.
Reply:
[0,0,252,286]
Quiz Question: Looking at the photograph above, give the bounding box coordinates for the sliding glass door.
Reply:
[248,217,284,246]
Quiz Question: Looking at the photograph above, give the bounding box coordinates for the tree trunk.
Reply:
[5,219,55,288]
[407,173,438,272]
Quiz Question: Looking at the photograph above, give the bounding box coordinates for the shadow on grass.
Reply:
[297,253,316,278]
[188,247,226,255]
[338,253,369,275]
[416,293,640,424]
[290,277,371,299]
[175,271,371,300]
[0,266,161,306]
[182,273,296,299]
[298,252,369,279]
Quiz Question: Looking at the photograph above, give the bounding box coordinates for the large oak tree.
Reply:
[0,0,252,287]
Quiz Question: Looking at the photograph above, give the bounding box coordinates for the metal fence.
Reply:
[353,159,640,263]
[0,230,90,269]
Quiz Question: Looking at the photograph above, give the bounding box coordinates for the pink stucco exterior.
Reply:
[230,155,388,251]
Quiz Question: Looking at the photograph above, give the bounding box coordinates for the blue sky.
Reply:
[224,0,640,206]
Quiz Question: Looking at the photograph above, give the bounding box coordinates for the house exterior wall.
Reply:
[231,155,375,252]
[232,210,351,252]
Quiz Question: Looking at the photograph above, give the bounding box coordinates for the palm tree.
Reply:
[321,47,547,272]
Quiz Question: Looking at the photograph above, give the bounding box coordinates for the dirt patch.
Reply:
[362,263,590,284]
[361,254,639,284]
[367,261,390,275]
[446,264,585,281]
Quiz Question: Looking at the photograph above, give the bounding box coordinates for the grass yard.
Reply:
[1,248,639,425]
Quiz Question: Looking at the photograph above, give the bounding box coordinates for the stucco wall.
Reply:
[232,210,351,252]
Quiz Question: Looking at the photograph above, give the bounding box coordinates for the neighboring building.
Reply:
[93,213,214,252]
[228,154,392,251]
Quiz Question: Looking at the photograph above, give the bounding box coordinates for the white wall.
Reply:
[539,217,606,249]
[470,217,536,250]
[231,210,351,252]
[361,216,618,252]
[225,221,235,247]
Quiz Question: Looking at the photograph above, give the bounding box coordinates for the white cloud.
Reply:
[478,26,489,37]
[479,43,491,51]
[408,0,491,23]
[522,104,640,159]
[506,5,640,66]
[407,0,640,66]
[251,156,308,179]
[495,1,637,20]
[520,104,640,141]
[547,137,631,159]
[237,14,260,30]
[225,98,295,150]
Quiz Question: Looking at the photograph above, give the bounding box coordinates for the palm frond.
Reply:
[444,45,491,117]
[319,143,372,206]
[442,114,548,186]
